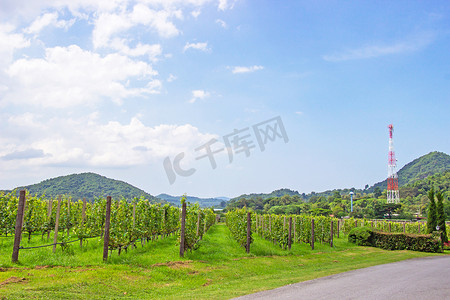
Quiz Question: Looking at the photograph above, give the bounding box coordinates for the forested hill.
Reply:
[401,169,450,199]
[226,151,450,215]
[371,151,450,191]
[13,173,161,202]
[230,188,302,201]
[157,194,230,208]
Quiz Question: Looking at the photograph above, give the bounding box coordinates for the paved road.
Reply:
[234,256,450,300]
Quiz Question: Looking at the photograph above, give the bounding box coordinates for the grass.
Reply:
[0,224,447,299]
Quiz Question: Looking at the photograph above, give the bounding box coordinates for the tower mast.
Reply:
[387,124,400,203]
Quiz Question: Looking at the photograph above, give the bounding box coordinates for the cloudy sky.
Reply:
[1,0,449,198]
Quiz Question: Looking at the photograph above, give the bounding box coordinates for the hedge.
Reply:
[348,226,442,253]
[371,231,442,253]
[348,226,373,246]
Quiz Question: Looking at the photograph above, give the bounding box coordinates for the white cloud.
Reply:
[167,73,177,82]
[183,42,210,52]
[295,111,303,116]
[109,38,162,61]
[191,9,201,18]
[215,19,227,28]
[0,24,30,67]
[131,4,181,38]
[323,33,435,62]
[229,65,264,74]
[4,45,159,108]
[92,12,133,48]
[0,114,218,169]
[218,0,237,11]
[189,89,210,103]
[24,12,74,35]
[92,3,185,49]
[0,0,122,20]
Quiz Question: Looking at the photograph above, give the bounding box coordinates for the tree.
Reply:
[374,187,382,198]
[426,187,437,234]
[435,190,448,243]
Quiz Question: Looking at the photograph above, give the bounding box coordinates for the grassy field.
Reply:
[0,224,446,299]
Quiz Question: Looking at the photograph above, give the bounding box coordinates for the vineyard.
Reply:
[1,189,448,265]
[0,191,215,262]
[0,191,448,298]
[226,209,450,252]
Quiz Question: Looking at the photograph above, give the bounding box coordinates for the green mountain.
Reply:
[230,188,301,201]
[371,151,450,191]
[400,169,450,199]
[157,194,230,208]
[14,172,161,202]
[226,152,450,216]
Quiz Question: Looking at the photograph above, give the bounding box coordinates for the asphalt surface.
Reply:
[234,256,450,300]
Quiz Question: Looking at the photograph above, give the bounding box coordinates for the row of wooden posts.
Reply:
[243,213,341,253]
[179,201,215,257]
[10,191,433,262]
[11,193,202,262]
[11,191,112,263]
[242,215,435,253]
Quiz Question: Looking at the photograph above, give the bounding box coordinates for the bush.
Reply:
[372,231,442,253]
[348,227,443,253]
[348,226,373,246]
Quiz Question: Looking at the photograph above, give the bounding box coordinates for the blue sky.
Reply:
[0,0,449,198]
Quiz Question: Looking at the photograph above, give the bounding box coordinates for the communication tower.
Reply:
[387,124,400,203]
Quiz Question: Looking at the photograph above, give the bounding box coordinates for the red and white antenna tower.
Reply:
[387,124,400,203]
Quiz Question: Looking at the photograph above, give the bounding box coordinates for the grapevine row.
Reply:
[0,191,216,259]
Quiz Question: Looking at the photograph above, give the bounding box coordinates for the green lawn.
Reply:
[0,224,446,299]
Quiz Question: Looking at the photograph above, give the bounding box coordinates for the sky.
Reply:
[0,0,449,198]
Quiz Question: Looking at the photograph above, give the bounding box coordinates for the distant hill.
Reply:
[157,193,230,208]
[371,151,450,191]
[232,188,301,200]
[400,169,450,199]
[226,152,450,212]
[229,188,302,203]
[14,172,161,202]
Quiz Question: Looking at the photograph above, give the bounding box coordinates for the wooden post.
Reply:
[293,216,297,242]
[389,222,391,233]
[288,217,292,250]
[246,212,251,253]
[132,203,136,228]
[263,216,266,235]
[269,215,272,234]
[330,220,334,247]
[299,217,303,243]
[81,198,87,248]
[337,219,340,238]
[403,222,406,233]
[47,198,53,240]
[196,212,201,237]
[12,190,26,263]
[355,220,358,228]
[82,198,87,221]
[418,223,421,234]
[103,196,112,262]
[52,196,62,253]
[321,222,324,243]
[311,218,315,250]
[67,198,71,238]
[204,217,207,235]
[162,208,166,237]
[179,202,187,257]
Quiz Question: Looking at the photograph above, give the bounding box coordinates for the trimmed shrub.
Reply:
[348,226,373,246]
[371,231,442,253]
[348,227,443,253]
